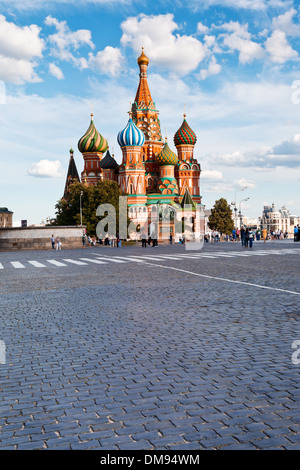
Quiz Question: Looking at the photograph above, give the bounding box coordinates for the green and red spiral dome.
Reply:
[78,114,108,154]
[174,116,197,147]
[155,141,178,166]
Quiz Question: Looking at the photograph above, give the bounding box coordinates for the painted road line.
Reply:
[11,262,25,269]
[63,259,88,266]
[95,257,126,263]
[79,258,108,264]
[128,256,169,261]
[108,257,145,262]
[47,260,67,267]
[0,263,3,269]
[28,261,46,268]
[143,255,183,260]
[142,262,300,296]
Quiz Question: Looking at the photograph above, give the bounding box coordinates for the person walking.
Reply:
[232,228,236,242]
[55,236,61,250]
[240,226,245,246]
[82,234,86,248]
[142,232,147,248]
[51,234,55,250]
[294,225,299,242]
[262,227,267,243]
[244,227,249,248]
[248,228,254,248]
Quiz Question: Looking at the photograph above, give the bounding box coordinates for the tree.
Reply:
[208,198,234,235]
[54,180,126,236]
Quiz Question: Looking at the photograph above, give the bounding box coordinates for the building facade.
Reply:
[0,207,13,228]
[63,49,203,241]
[258,203,299,235]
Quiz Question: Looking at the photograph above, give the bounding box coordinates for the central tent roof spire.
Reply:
[133,48,154,111]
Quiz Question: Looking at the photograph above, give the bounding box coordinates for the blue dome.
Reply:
[117,118,145,148]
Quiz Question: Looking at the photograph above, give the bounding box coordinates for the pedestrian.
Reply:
[262,227,267,243]
[248,228,254,248]
[142,232,147,248]
[152,237,158,247]
[51,234,55,250]
[169,234,173,245]
[240,226,245,246]
[55,236,61,250]
[244,227,249,247]
[294,225,298,242]
[82,234,86,248]
[232,228,236,242]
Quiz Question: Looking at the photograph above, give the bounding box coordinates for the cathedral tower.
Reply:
[78,113,108,185]
[131,49,163,193]
[174,114,201,201]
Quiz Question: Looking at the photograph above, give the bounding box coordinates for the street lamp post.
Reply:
[80,191,83,227]
[239,197,250,229]
[231,187,247,229]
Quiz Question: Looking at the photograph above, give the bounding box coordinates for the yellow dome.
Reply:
[137,48,149,66]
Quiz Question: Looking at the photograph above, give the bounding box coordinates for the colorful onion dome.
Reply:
[100,150,119,170]
[174,115,197,147]
[117,115,145,148]
[137,47,149,66]
[78,114,108,154]
[156,140,178,166]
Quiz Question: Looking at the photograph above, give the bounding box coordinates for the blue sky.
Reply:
[0,0,300,225]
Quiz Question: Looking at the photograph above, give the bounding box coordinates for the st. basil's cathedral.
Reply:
[63,49,203,240]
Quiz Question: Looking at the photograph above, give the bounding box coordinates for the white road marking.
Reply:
[79,258,107,264]
[11,261,25,269]
[28,261,46,268]
[47,260,67,267]
[141,262,300,296]
[109,257,144,262]
[0,263,3,269]
[95,257,126,263]
[63,259,88,265]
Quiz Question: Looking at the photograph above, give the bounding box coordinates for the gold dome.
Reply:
[137,48,149,66]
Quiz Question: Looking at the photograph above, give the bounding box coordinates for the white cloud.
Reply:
[88,46,124,77]
[0,15,44,84]
[197,22,209,35]
[222,21,264,64]
[198,56,221,80]
[0,15,43,60]
[265,30,298,63]
[211,133,300,169]
[120,14,206,75]
[28,160,62,178]
[235,178,256,188]
[185,0,280,11]
[272,7,300,37]
[49,63,64,80]
[201,170,223,180]
[45,15,94,69]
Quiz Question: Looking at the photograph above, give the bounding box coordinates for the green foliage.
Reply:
[54,180,124,236]
[208,198,234,235]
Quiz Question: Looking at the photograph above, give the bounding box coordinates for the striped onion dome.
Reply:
[156,140,178,166]
[117,115,145,148]
[78,114,108,154]
[174,115,197,147]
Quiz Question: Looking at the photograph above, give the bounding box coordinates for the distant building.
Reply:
[258,203,299,235]
[0,207,13,228]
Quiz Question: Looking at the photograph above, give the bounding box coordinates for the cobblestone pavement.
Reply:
[0,240,299,450]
